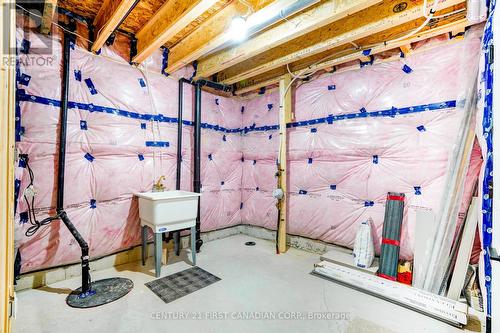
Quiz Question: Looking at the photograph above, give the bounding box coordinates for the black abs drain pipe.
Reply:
[58,20,133,308]
[173,78,231,254]
[172,78,192,256]
[193,81,203,252]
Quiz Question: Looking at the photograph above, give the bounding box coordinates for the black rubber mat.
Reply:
[145,266,220,303]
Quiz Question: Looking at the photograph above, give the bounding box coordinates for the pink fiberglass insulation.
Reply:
[14,22,482,272]
[14,27,242,272]
[240,27,483,260]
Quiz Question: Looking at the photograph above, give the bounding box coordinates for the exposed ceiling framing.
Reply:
[48,0,474,94]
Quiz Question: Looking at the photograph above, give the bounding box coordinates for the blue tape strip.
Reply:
[80,120,87,130]
[330,184,336,190]
[189,61,198,81]
[19,212,29,224]
[161,47,169,77]
[310,128,317,133]
[84,78,98,95]
[480,0,495,318]
[414,186,422,195]
[208,154,212,160]
[402,64,413,74]
[362,49,372,56]
[417,125,426,132]
[364,201,374,207]
[327,85,336,91]
[17,91,458,136]
[15,65,23,142]
[19,73,31,86]
[145,141,169,147]
[308,158,313,164]
[74,70,82,81]
[267,103,273,110]
[21,39,30,54]
[140,123,146,129]
[138,154,144,161]
[299,190,307,195]
[372,155,378,164]
[14,179,21,214]
[90,199,96,209]
[18,158,26,168]
[84,153,94,162]
[138,78,146,87]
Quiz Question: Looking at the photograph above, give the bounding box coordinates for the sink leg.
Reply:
[191,226,196,266]
[154,232,162,278]
[142,225,147,266]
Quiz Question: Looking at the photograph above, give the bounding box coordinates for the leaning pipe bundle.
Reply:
[378,192,405,281]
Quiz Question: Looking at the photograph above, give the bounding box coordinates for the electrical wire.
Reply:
[20,155,60,237]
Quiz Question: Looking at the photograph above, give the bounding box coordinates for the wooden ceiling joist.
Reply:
[40,0,57,35]
[195,0,382,79]
[133,0,219,63]
[221,0,465,85]
[166,0,275,74]
[92,0,139,52]
[234,17,470,95]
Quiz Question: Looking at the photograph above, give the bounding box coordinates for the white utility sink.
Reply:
[136,190,201,277]
[136,190,201,233]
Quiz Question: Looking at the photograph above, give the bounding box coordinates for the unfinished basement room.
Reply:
[1,0,499,332]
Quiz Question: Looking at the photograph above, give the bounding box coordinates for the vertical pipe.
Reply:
[173,79,185,255]
[176,80,183,190]
[58,19,90,294]
[193,83,203,252]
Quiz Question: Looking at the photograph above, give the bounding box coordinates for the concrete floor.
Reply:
[14,235,483,333]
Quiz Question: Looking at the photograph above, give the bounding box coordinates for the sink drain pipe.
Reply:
[174,78,230,253]
[172,77,192,255]
[57,19,91,297]
[193,82,203,252]
[59,19,133,307]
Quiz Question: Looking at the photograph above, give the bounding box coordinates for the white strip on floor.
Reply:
[13,234,484,333]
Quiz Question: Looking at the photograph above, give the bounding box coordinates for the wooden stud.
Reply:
[0,1,16,331]
[399,44,412,56]
[40,0,57,35]
[221,0,464,85]
[196,0,382,79]
[450,26,466,39]
[133,0,218,64]
[277,73,292,254]
[92,0,139,52]
[358,55,372,63]
[234,18,469,95]
[166,0,277,73]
